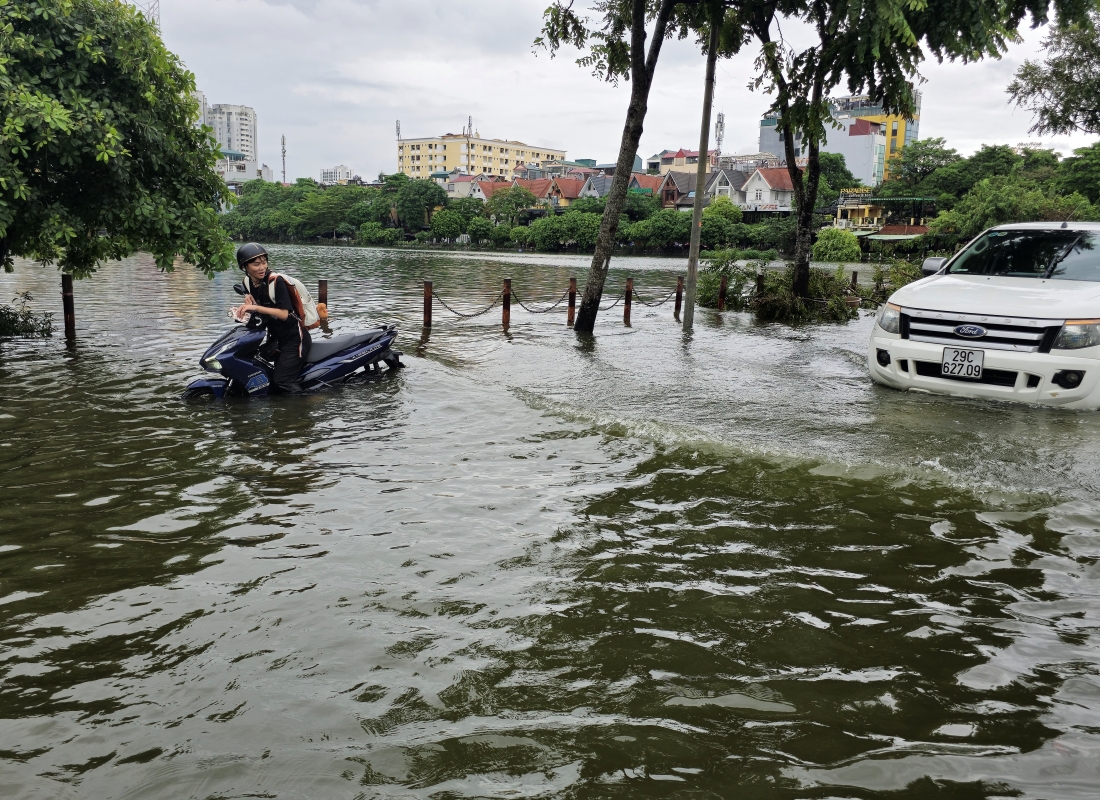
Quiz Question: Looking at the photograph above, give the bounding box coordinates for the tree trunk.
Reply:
[573,0,676,334]
[682,24,720,331]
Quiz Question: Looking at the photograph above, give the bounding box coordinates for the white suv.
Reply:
[868,221,1100,409]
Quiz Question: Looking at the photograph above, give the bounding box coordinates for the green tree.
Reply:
[539,0,700,331]
[1057,142,1100,203]
[430,208,464,240]
[929,175,1098,238]
[448,196,485,228]
[485,186,538,225]
[623,190,660,221]
[395,179,447,230]
[567,196,606,215]
[527,216,563,250]
[0,0,233,276]
[561,211,602,249]
[812,227,861,261]
[359,221,402,245]
[888,138,962,189]
[645,209,692,248]
[466,216,493,243]
[1008,12,1100,136]
[510,226,531,245]
[746,0,1089,299]
[818,152,860,190]
[701,214,735,249]
[702,195,743,224]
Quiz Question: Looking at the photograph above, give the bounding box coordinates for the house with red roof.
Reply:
[549,177,586,208]
[740,167,800,211]
[513,178,555,204]
[629,172,665,196]
[471,178,512,202]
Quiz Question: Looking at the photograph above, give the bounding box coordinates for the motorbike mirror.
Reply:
[921,257,947,276]
[233,284,247,296]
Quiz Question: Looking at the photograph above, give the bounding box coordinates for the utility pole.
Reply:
[466,115,472,175]
[396,120,402,176]
[131,0,160,26]
[682,23,720,332]
[281,135,286,184]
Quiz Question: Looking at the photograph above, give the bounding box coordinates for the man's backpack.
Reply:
[245,272,321,329]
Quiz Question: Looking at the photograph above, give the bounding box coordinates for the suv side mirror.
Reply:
[921,257,947,276]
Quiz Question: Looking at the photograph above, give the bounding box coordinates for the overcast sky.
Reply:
[161,0,1098,181]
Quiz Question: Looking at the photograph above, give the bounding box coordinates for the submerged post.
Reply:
[423,280,432,328]
[675,276,684,318]
[718,275,727,311]
[850,271,858,289]
[61,274,75,340]
[756,272,765,296]
[502,278,511,329]
[624,277,633,325]
[567,277,577,327]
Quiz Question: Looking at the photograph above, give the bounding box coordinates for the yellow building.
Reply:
[832,93,921,181]
[397,132,566,179]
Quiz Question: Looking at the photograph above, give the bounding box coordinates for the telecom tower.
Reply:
[132,0,160,26]
[714,112,725,160]
[281,135,286,184]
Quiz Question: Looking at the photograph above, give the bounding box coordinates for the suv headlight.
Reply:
[877,302,901,334]
[1053,319,1100,350]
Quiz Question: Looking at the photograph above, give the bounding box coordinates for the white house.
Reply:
[739,167,798,211]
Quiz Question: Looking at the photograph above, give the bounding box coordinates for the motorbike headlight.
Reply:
[1053,319,1100,350]
[877,302,902,334]
[202,358,223,372]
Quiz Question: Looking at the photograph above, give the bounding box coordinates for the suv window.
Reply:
[948,230,1100,281]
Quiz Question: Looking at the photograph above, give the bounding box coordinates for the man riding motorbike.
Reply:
[234,243,311,394]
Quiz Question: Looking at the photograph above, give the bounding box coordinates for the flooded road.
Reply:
[1,245,1098,799]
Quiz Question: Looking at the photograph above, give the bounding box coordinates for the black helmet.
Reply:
[236,242,268,269]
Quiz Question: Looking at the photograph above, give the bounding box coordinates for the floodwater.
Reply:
[1,244,1099,799]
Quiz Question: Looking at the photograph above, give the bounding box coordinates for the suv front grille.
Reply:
[913,360,1019,387]
[901,307,1063,353]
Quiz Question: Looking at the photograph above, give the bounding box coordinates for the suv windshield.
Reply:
[948,229,1100,281]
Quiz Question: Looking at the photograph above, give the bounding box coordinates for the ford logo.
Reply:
[954,324,987,338]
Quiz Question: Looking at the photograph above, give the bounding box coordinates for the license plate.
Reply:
[942,347,984,379]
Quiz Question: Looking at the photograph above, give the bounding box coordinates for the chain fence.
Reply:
[429,283,685,320]
[432,291,503,319]
[510,289,570,314]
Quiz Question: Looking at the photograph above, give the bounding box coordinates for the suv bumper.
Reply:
[868,334,1100,410]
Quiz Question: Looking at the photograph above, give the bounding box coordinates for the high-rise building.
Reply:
[191,91,208,128]
[320,166,353,185]
[397,132,565,179]
[208,104,258,162]
[758,91,921,184]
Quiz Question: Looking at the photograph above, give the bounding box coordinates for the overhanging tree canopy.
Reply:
[0,0,235,277]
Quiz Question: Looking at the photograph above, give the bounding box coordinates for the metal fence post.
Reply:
[502,278,511,329]
[423,280,432,328]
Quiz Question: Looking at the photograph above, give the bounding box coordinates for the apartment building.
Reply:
[398,133,566,179]
[758,92,920,184]
[208,104,258,162]
[321,165,353,185]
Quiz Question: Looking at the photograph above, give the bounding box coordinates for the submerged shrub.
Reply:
[0,292,53,337]
[754,265,858,323]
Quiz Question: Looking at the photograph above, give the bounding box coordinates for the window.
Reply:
[890,139,897,153]
[754,189,763,200]
[891,121,898,137]
[949,230,1100,281]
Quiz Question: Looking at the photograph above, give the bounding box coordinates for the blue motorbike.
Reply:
[183,286,403,399]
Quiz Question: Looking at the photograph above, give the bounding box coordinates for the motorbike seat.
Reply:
[305,329,386,364]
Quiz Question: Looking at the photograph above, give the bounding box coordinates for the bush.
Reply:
[359,221,401,245]
[871,259,923,297]
[812,227,862,262]
[702,195,743,224]
[414,230,431,243]
[490,223,512,246]
[698,252,756,310]
[510,226,531,245]
[0,292,52,337]
[755,265,858,323]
